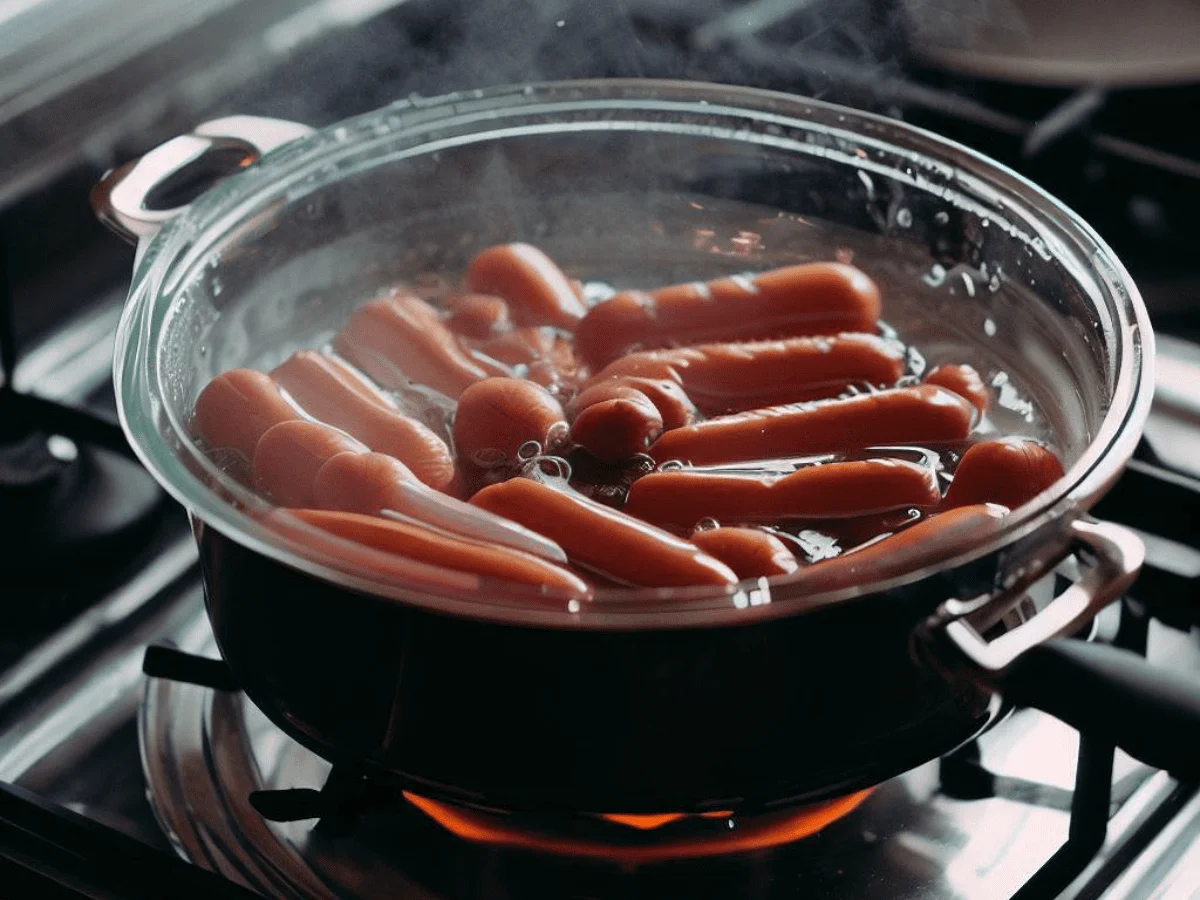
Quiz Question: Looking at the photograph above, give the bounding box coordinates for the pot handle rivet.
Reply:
[89,116,315,245]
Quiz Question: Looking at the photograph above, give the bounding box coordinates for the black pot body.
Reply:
[199,523,1003,814]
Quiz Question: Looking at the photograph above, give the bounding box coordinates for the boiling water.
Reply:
[179,188,1078,572]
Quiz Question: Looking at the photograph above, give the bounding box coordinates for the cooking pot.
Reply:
[91,80,1200,815]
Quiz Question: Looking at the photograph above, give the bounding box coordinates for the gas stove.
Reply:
[1,1,1199,898]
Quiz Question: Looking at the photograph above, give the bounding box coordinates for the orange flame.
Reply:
[403,789,873,864]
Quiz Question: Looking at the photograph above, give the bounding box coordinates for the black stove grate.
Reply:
[133,580,1184,900]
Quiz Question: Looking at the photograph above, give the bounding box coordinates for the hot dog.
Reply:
[271,350,455,491]
[570,391,664,462]
[476,327,553,367]
[191,368,301,462]
[787,503,1010,594]
[466,243,587,330]
[313,451,567,563]
[252,419,367,508]
[273,508,590,598]
[588,333,905,415]
[333,293,490,398]
[623,458,941,529]
[944,437,1064,510]
[446,293,512,340]
[690,527,799,578]
[470,477,739,587]
[574,262,882,369]
[649,385,977,466]
[569,377,697,431]
[925,363,990,416]
[452,377,569,469]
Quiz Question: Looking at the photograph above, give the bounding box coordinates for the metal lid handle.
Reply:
[90,115,315,245]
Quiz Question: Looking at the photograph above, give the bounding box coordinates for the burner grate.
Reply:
[138,579,1175,899]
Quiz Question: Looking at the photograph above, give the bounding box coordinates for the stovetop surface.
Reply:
[1,571,1197,900]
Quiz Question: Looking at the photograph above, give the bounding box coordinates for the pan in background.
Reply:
[904,0,1200,87]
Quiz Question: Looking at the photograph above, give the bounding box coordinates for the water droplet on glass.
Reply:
[555,18,565,26]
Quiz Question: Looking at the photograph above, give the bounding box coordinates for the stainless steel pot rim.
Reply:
[114,78,1155,628]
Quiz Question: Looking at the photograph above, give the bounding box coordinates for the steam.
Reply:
[221,0,920,127]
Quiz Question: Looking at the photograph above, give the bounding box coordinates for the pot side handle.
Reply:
[90,116,315,245]
[923,518,1200,781]
[1001,639,1200,780]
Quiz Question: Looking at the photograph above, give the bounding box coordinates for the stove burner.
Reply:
[404,789,873,863]
[0,426,161,572]
[0,231,160,573]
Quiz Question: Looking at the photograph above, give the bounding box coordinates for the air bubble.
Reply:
[922,264,946,287]
[983,318,997,337]
[694,518,721,532]
[522,455,572,482]
[934,211,950,225]
[658,460,685,472]
[567,599,581,613]
[517,440,543,461]
[895,208,913,228]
